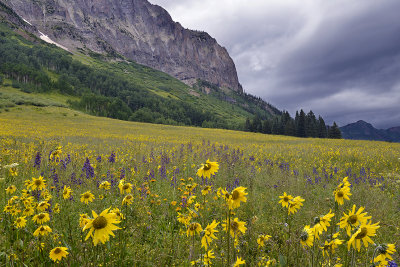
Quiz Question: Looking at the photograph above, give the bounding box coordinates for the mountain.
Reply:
[340,120,400,142]
[0,2,279,130]
[2,0,242,92]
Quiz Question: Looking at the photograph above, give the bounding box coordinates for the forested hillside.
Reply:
[0,19,278,129]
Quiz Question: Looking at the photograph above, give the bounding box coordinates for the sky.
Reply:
[148,0,400,128]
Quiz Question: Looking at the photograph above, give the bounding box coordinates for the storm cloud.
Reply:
[149,0,400,128]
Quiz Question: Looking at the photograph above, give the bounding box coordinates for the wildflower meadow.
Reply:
[1,106,399,266]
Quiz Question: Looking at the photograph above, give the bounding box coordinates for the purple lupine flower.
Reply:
[388,261,398,267]
[96,155,102,163]
[159,165,167,179]
[33,152,41,169]
[120,168,125,180]
[60,160,67,170]
[82,158,94,179]
[108,152,116,163]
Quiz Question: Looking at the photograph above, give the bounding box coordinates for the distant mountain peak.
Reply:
[340,120,400,142]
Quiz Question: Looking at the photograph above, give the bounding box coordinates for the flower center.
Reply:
[84,193,91,199]
[92,216,108,229]
[230,221,239,232]
[337,190,344,198]
[189,223,198,231]
[38,214,45,219]
[300,231,309,241]
[377,245,388,255]
[355,227,368,239]
[203,163,211,171]
[283,196,289,202]
[35,180,42,186]
[123,184,130,190]
[54,248,62,254]
[348,215,358,225]
[232,190,240,200]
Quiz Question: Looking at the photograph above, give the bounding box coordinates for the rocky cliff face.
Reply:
[3,0,242,92]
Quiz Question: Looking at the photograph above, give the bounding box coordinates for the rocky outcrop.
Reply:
[3,0,242,92]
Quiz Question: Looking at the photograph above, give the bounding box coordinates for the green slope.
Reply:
[0,7,280,130]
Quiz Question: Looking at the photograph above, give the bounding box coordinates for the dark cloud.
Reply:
[149,0,400,128]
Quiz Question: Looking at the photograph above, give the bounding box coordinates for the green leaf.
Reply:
[279,254,287,267]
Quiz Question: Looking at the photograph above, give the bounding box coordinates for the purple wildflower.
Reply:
[33,152,41,169]
[82,158,94,179]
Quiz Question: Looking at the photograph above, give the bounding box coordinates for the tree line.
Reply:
[245,110,342,139]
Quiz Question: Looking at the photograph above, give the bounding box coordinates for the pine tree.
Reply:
[317,116,327,138]
[284,120,296,136]
[262,119,272,134]
[296,109,306,137]
[252,116,262,133]
[328,122,342,139]
[306,110,318,137]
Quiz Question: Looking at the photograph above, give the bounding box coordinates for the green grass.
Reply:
[0,106,399,266]
[0,82,78,109]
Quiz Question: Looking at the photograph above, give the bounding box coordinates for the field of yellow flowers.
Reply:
[1,106,399,266]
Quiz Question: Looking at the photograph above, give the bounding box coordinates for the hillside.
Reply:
[0,8,280,129]
[3,0,242,92]
[340,120,400,142]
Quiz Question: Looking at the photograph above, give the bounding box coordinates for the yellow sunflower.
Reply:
[99,181,111,190]
[313,209,335,239]
[33,225,52,236]
[122,194,134,206]
[49,247,69,263]
[196,160,219,178]
[201,185,212,195]
[110,208,125,220]
[83,208,121,246]
[347,221,380,251]
[177,212,192,226]
[288,196,305,214]
[300,225,314,248]
[374,244,396,267]
[3,205,13,214]
[62,186,72,199]
[118,180,133,194]
[320,235,343,257]
[257,234,271,248]
[36,201,50,212]
[227,186,248,210]
[203,249,215,266]
[6,185,17,194]
[32,212,50,224]
[278,192,293,208]
[22,206,35,216]
[223,217,247,238]
[201,220,219,250]
[334,185,351,205]
[186,222,202,237]
[79,214,90,228]
[338,205,371,236]
[80,191,95,204]
[30,176,46,191]
[14,216,27,228]
[233,257,246,267]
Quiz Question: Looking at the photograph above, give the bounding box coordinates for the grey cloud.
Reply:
[149,0,400,128]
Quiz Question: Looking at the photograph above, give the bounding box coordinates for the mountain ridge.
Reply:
[340,120,400,142]
[2,0,242,92]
